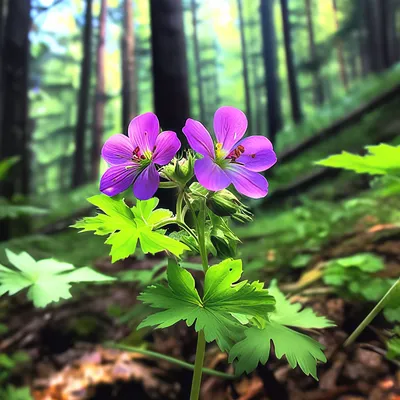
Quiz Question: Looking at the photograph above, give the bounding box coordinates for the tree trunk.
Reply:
[378,0,391,68]
[388,0,399,63]
[332,0,349,90]
[0,0,30,240]
[304,0,324,105]
[0,0,5,145]
[121,0,137,131]
[260,0,282,144]
[280,0,302,123]
[191,0,205,122]
[91,0,107,181]
[364,0,383,72]
[72,0,93,188]
[237,0,252,129]
[358,0,370,76]
[150,0,190,144]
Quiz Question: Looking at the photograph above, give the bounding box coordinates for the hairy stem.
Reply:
[344,278,399,347]
[110,343,234,379]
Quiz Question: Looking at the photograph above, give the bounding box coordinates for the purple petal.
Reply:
[213,106,248,153]
[133,163,160,200]
[101,134,134,165]
[225,164,268,198]
[182,118,215,158]
[153,130,181,165]
[194,157,231,192]
[235,136,277,172]
[100,164,139,197]
[128,112,160,152]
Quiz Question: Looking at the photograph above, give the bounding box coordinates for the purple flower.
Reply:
[100,112,181,200]
[183,106,277,198]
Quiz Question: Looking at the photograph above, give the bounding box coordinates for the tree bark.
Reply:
[191,0,205,122]
[332,0,349,90]
[0,0,30,240]
[150,0,190,145]
[121,0,137,131]
[388,0,399,63]
[304,0,324,105]
[237,0,252,128]
[378,0,391,68]
[280,0,302,123]
[72,0,93,187]
[91,0,107,180]
[364,0,383,72]
[260,0,282,144]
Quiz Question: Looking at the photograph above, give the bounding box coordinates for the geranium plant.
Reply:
[72,106,333,399]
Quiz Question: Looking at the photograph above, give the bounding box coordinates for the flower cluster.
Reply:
[100,106,277,200]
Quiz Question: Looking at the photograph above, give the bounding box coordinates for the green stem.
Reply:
[153,218,198,243]
[110,343,235,380]
[159,181,178,189]
[190,330,207,400]
[176,190,184,222]
[344,278,399,347]
[196,200,208,273]
[188,198,209,399]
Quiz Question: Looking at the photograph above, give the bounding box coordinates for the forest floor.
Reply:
[1,191,400,400]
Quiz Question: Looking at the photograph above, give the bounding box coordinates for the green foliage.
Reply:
[322,253,395,302]
[315,144,400,176]
[0,198,48,219]
[386,327,400,361]
[229,282,333,379]
[138,258,275,352]
[0,386,32,400]
[0,350,30,389]
[387,337,400,360]
[0,157,20,181]
[72,195,189,262]
[0,250,114,307]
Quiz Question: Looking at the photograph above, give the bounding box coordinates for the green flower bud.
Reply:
[211,236,237,258]
[161,153,194,186]
[207,189,253,223]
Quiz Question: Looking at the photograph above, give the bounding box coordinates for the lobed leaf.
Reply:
[72,195,189,262]
[0,250,114,307]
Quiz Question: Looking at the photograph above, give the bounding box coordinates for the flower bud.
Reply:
[162,153,194,186]
[211,236,237,258]
[207,189,253,223]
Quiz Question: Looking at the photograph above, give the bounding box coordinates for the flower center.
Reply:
[131,146,153,167]
[215,143,225,161]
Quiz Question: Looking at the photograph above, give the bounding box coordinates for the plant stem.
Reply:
[196,200,208,272]
[176,190,184,222]
[189,199,209,400]
[190,330,207,400]
[159,181,178,188]
[110,343,235,379]
[344,278,399,347]
[153,218,198,243]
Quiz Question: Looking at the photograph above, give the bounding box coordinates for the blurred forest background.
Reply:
[0,0,400,399]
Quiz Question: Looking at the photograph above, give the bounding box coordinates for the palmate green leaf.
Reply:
[315,144,400,176]
[138,259,275,352]
[229,282,334,379]
[72,195,189,262]
[268,281,336,329]
[0,250,114,307]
